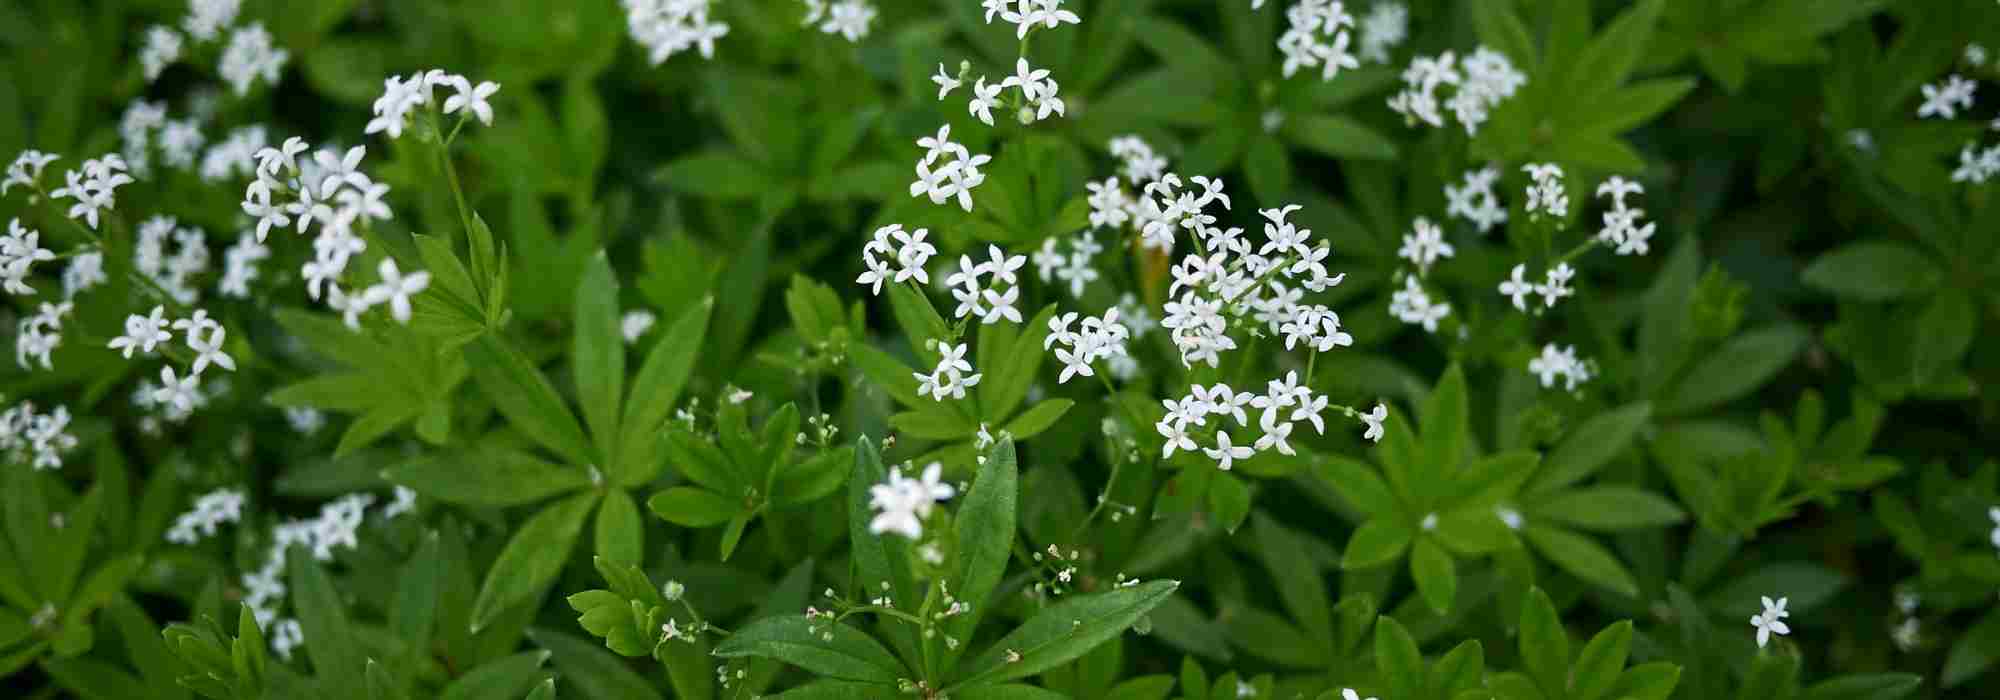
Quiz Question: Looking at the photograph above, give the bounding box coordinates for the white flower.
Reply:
[1537,262,1575,307]
[1357,3,1407,63]
[1278,0,1359,81]
[969,77,1003,126]
[187,326,237,376]
[622,310,657,343]
[867,463,956,538]
[1359,402,1387,442]
[1917,74,1976,119]
[362,258,432,324]
[622,0,730,62]
[1523,163,1569,219]
[918,342,984,400]
[1388,276,1449,332]
[108,306,174,358]
[153,366,203,414]
[810,0,877,41]
[1341,690,1378,700]
[269,618,303,660]
[141,26,185,82]
[382,486,418,519]
[166,488,247,544]
[442,76,501,126]
[932,63,962,99]
[1204,431,1254,471]
[1498,264,1534,311]
[1396,216,1454,273]
[1444,166,1507,233]
[184,0,242,42]
[285,407,325,435]
[1750,596,1791,648]
[2,150,61,195]
[50,155,133,230]
[1528,343,1592,390]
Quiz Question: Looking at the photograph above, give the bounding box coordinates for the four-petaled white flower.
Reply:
[442,77,501,126]
[1751,596,1791,648]
[362,258,431,324]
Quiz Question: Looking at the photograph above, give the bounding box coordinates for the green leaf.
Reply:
[1374,615,1424,700]
[441,651,551,700]
[1518,587,1569,699]
[594,489,642,566]
[942,437,1022,673]
[885,282,951,355]
[470,492,600,632]
[1283,115,1398,161]
[526,679,557,700]
[713,615,908,683]
[1253,513,1333,650]
[647,487,738,528]
[1315,455,1396,517]
[952,580,1179,688]
[1523,525,1640,597]
[466,334,593,465]
[1002,399,1074,440]
[1605,662,1682,700]
[40,658,151,700]
[291,551,366,687]
[391,532,442,665]
[386,450,591,507]
[1570,621,1633,700]
[1341,519,1413,569]
[1470,0,1537,67]
[1658,325,1808,417]
[1799,674,1922,700]
[765,681,896,699]
[573,252,624,466]
[1207,472,1252,535]
[1531,486,1686,531]
[1531,402,1652,495]
[1419,363,1471,483]
[1566,0,1664,100]
[617,299,713,484]
[1410,538,1458,614]
[1945,608,2000,687]
[1912,290,1975,384]
[531,627,664,700]
[1704,562,1849,619]
[1432,639,1486,697]
[1738,650,1800,700]
[1801,242,1940,301]
[889,410,976,441]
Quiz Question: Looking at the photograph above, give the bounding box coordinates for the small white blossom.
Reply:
[1750,596,1791,648]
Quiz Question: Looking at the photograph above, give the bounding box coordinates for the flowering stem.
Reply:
[1554,236,1601,267]
[429,111,477,258]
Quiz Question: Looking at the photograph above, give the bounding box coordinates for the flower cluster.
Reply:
[134,215,212,304]
[165,487,247,544]
[238,135,432,327]
[856,224,937,295]
[951,59,1067,126]
[1046,308,1131,383]
[1389,275,1450,332]
[141,26,184,83]
[1396,217,1454,275]
[1497,262,1576,312]
[867,461,956,538]
[909,125,993,211]
[1593,176,1654,255]
[1522,163,1570,219]
[1109,136,1168,185]
[946,245,1028,325]
[365,70,501,140]
[1443,166,1507,233]
[15,301,68,370]
[218,23,289,96]
[49,154,135,230]
[1278,0,1359,81]
[1356,2,1409,64]
[0,150,59,196]
[1527,343,1592,391]
[1917,74,1976,119]
[1033,228,1104,297]
[107,307,238,420]
[2,218,54,296]
[980,0,1081,39]
[622,0,730,64]
[916,341,984,401]
[0,401,77,470]
[1158,373,1375,470]
[801,0,877,42]
[1388,47,1527,135]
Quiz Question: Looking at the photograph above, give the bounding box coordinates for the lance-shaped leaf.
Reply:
[951,579,1179,688]
[712,615,908,683]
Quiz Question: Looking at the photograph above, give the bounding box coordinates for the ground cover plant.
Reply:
[1,0,1998,698]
